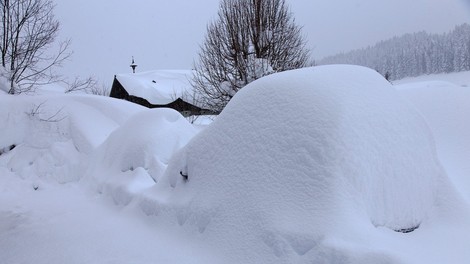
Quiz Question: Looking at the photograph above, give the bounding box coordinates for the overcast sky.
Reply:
[55,0,470,85]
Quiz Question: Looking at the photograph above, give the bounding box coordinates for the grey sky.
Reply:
[55,0,470,85]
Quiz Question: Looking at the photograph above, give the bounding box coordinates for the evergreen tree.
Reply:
[320,23,470,80]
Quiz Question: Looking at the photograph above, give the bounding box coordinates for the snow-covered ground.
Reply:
[1,66,470,263]
[395,70,470,88]
[396,77,470,203]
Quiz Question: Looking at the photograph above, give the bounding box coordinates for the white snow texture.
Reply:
[1,65,470,264]
[153,65,461,263]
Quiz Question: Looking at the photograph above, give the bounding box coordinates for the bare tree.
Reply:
[64,76,98,94]
[1,0,71,94]
[88,82,111,96]
[192,0,310,112]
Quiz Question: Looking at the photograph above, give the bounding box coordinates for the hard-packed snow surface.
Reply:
[1,65,470,264]
[115,70,193,105]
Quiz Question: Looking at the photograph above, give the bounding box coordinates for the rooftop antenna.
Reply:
[130,56,137,73]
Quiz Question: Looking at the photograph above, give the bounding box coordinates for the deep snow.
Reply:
[147,65,467,263]
[396,80,470,203]
[0,175,220,264]
[85,108,197,203]
[1,65,470,264]
[395,70,470,88]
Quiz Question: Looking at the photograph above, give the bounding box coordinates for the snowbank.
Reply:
[397,81,470,202]
[150,65,463,263]
[395,70,470,88]
[2,65,470,263]
[0,93,144,184]
[85,108,197,205]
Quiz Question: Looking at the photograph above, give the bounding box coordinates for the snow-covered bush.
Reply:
[0,93,144,184]
[86,108,197,204]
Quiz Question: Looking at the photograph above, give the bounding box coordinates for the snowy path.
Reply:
[0,178,218,264]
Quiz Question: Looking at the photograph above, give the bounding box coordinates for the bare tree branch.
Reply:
[26,100,66,122]
[0,0,71,94]
[88,82,110,96]
[192,0,310,112]
[64,75,98,93]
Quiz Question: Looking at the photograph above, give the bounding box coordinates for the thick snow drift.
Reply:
[0,93,144,184]
[85,108,197,204]
[2,66,470,264]
[397,81,470,202]
[153,65,461,263]
[395,70,470,88]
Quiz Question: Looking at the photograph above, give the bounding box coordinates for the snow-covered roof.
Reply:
[115,70,193,105]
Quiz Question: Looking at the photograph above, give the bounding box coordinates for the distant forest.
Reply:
[320,23,470,80]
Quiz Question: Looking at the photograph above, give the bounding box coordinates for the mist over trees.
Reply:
[320,23,470,80]
[192,0,310,112]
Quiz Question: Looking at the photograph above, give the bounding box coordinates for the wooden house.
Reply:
[110,70,214,116]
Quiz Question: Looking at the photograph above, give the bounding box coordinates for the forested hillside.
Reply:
[320,24,470,80]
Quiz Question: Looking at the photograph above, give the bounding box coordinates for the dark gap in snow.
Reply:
[394,224,420,233]
[122,166,134,172]
[180,171,188,181]
[0,144,16,156]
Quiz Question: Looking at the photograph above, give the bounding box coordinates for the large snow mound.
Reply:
[154,65,455,262]
[0,93,144,184]
[2,66,470,264]
[86,108,197,204]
